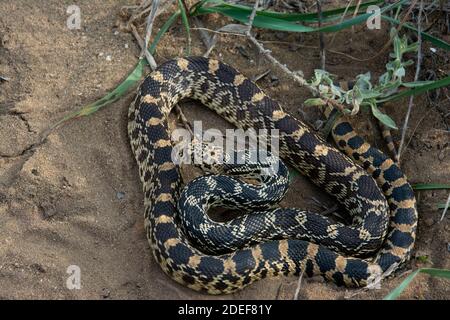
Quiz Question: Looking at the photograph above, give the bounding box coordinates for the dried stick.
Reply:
[245,0,260,36]
[293,269,305,300]
[244,0,316,93]
[397,0,424,163]
[247,35,314,90]
[329,0,353,46]
[193,17,214,57]
[192,27,390,62]
[351,0,362,37]
[316,0,326,70]
[141,0,160,70]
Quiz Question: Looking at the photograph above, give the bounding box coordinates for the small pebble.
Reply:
[116,191,125,200]
[124,43,129,49]
[113,30,119,36]
[106,55,112,62]
[447,243,450,252]
[98,52,104,57]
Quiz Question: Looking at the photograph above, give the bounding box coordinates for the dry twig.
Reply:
[293,269,305,300]
[440,193,450,222]
[397,0,424,163]
[245,0,261,36]
[316,0,326,70]
[141,0,160,70]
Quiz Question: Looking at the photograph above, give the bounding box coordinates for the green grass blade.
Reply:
[149,11,181,54]
[438,203,448,209]
[383,269,420,300]
[196,0,383,23]
[401,80,435,87]
[412,183,450,190]
[383,268,450,300]
[288,167,299,183]
[382,15,450,51]
[53,59,145,127]
[258,0,384,22]
[178,0,191,55]
[195,0,407,33]
[378,75,450,103]
[54,11,181,127]
[371,103,398,129]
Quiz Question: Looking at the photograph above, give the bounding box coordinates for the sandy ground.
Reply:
[0,1,449,299]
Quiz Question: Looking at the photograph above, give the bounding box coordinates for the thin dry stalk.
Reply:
[293,269,305,300]
[316,0,326,70]
[245,0,261,36]
[398,0,424,163]
[440,193,450,222]
[329,0,353,46]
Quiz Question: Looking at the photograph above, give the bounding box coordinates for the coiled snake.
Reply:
[128,56,418,294]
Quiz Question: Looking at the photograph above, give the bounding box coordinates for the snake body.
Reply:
[177,151,386,256]
[128,56,418,294]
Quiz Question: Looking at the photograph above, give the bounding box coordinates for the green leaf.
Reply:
[412,183,450,190]
[382,15,450,51]
[288,167,300,183]
[378,75,450,103]
[383,268,450,300]
[416,255,429,263]
[394,66,405,79]
[304,98,326,107]
[393,35,402,60]
[401,80,435,87]
[370,103,397,129]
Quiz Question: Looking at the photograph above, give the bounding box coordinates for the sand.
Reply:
[0,0,448,299]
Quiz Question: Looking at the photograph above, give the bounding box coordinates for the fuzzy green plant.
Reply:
[304,28,424,129]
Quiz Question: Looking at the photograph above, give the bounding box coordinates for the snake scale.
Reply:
[128,56,418,294]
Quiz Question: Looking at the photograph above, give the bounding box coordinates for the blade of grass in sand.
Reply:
[412,183,450,190]
[54,11,181,126]
[383,268,450,300]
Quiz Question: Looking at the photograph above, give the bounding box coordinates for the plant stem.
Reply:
[397,0,424,163]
